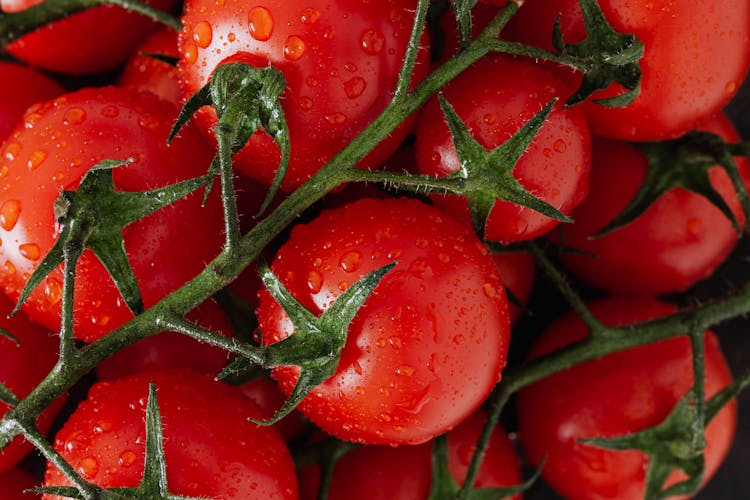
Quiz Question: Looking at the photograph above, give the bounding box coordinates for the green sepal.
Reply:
[216,356,267,385]
[29,487,88,499]
[140,52,179,66]
[450,0,479,49]
[14,160,210,317]
[0,382,19,407]
[293,438,356,500]
[250,260,396,426]
[594,131,750,237]
[467,460,545,500]
[552,0,644,107]
[0,328,18,345]
[169,62,290,215]
[439,94,571,240]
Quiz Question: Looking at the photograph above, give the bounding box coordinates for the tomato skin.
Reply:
[118,27,182,106]
[178,0,430,192]
[0,294,63,473]
[0,62,64,141]
[2,0,178,75]
[43,370,299,499]
[0,87,223,342]
[554,114,749,295]
[492,251,535,324]
[298,410,522,500]
[415,55,591,243]
[513,0,750,141]
[257,198,510,445]
[517,297,736,500]
[0,467,40,499]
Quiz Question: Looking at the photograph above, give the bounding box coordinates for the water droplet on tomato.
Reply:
[325,112,347,125]
[192,21,213,48]
[300,7,320,24]
[45,278,62,304]
[298,96,313,110]
[453,334,465,345]
[361,29,385,54]
[138,114,160,130]
[119,450,137,467]
[725,81,737,94]
[483,282,498,298]
[93,419,113,433]
[344,62,358,72]
[307,270,323,293]
[183,42,198,64]
[77,456,99,478]
[396,364,415,376]
[63,107,87,125]
[344,77,367,98]
[554,139,567,153]
[284,36,306,60]
[339,250,361,272]
[0,199,21,231]
[248,6,274,41]
[18,243,40,261]
[27,150,47,170]
[4,142,21,161]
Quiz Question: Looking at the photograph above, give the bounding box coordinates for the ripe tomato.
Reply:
[298,410,522,499]
[0,61,64,141]
[43,370,298,499]
[0,87,223,342]
[517,297,736,500]
[512,0,750,141]
[178,0,430,191]
[118,27,182,106]
[415,55,591,243]
[2,0,178,75]
[492,251,535,324]
[239,378,309,443]
[554,113,749,295]
[0,467,40,499]
[0,294,63,473]
[257,198,510,445]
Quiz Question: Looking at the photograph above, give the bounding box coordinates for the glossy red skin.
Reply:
[0,87,223,342]
[0,467,40,499]
[2,0,178,75]
[493,251,535,324]
[0,294,64,472]
[118,27,182,106]
[257,198,510,445]
[240,378,309,443]
[43,371,298,499]
[0,62,64,141]
[512,0,750,141]
[555,114,749,295]
[96,300,233,380]
[517,297,736,500]
[415,56,591,243]
[178,0,430,192]
[299,410,522,500]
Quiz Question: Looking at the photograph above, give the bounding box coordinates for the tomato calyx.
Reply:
[253,260,396,426]
[594,131,750,237]
[170,61,290,216]
[0,0,180,46]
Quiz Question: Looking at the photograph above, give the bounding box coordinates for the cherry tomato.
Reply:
[517,296,736,500]
[43,370,298,498]
[257,198,510,445]
[436,3,509,65]
[298,410,521,499]
[0,61,64,141]
[178,0,430,191]
[512,0,750,141]
[118,27,182,106]
[2,0,178,75]
[0,87,223,342]
[554,113,749,295]
[492,251,535,324]
[0,467,40,499]
[0,294,63,473]
[240,378,309,443]
[415,55,591,243]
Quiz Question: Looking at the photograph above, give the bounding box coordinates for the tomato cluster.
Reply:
[0,0,748,499]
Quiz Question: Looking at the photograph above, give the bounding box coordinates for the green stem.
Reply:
[59,241,84,365]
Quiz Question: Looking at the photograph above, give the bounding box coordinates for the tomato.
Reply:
[512,0,750,141]
[517,296,736,500]
[0,87,224,342]
[436,3,509,65]
[553,113,749,295]
[257,198,510,445]
[0,61,64,141]
[0,294,63,473]
[43,370,298,499]
[415,55,591,243]
[492,251,535,324]
[118,27,182,106]
[2,0,178,75]
[298,410,521,499]
[0,467,40,499]
[240,378,309,443]
[178,0,430,191]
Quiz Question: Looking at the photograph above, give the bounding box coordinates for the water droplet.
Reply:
[484,113,496,125]
[299,97,313,110]
[119,450,137,467]
[284,35,306,60]
[409,257,433,279]
[453,334,465,345]
[483,282,498,298]
[78,456,99,478]
[138,114,160,130]
[396,364,415,376]
[307,270,323,293]
[300,7,320,24]
[18,243,40,261]
[325,112,347,125]
[4,142,21,161]
[344,62,358,72]
[228,32,237,42]
[53,171,65,182]
[339,250,361,272]
[554,139,567,153]
[63,107,87,125]
[100,105,119,118]
[352,360,363,374]
[376,338,387,348]
[248,6,274,41]
[0,199,21,231]
[726,81,737,94]
[27,150,47,170]
[183,42,198,64]
[45,278,62,304]
[192,21,213,48]
[93,419,113,433]
[361,29,385,54]
[344,77,367,98]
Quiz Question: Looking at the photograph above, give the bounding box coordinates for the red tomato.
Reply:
[0,61,64,141]
[257,198,510,445]
[0,294,63,473]
[0,467,40,499]
[43,371,298,499]
[492,251,535,324]
[0,87,223,342]
[436,3,509,65]
[517,297,736,500]
[554,113,749,295]
[2,0,178,75]
[415,55,591,243]
[178,0,430,191]
[298,410,522,499]
[512,0,750,141]
[240,378,309,443]
[118,27,182,106]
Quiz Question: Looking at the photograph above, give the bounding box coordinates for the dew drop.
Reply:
[284,36,306,61]
[344,77,367,99]
[4,142,21,161]
[138,114,160,130]
[63,107,87,125]
[300,7,320,24]
[45,278,62,304]
[483,282,498,298]
[228,32,237,42]
[27,150,47,170]
[119,450,137,467]
[325,112,347,125]
[299,96,314,110]
[18,243,40,261]
[726,81,737,94]
[192,21,213,48]
[248,6,274,41]
[78,456,99,478]
[183,42,198,64]
[339,250,361,272]
[554,139,567,153]
[0,199,21,231]
[361,29,385,54]
[396,364,415,376]
[307,270,323,293]
[453,334,465,345]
